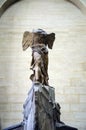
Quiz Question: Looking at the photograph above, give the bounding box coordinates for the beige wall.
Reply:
[0,0,86,129]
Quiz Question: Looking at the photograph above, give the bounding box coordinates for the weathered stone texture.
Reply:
[0,0,86,129]
[23,84,55,130]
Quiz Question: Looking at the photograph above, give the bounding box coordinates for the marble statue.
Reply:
[3,29,78,130]
[22,29,55,85]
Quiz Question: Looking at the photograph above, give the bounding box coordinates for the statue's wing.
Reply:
[46,33,55,49]
[22,31,33,51]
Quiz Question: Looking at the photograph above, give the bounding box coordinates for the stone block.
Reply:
[70,103,86,112]
[23,83,55,130]
[80,95,86,103]
[64,86,86,94]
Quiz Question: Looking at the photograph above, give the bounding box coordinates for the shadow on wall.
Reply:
[0,0,20,17]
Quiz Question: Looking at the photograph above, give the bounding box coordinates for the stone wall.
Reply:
[0,0,86,130]
[0,0,86,17]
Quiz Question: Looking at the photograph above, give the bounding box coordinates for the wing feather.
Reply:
[22,31,33,51]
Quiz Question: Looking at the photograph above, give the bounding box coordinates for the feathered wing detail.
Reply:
[46,33,55,49]
[22,31,33,51]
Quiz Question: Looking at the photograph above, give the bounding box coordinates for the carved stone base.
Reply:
[23,83,78,130]
[3,83,78,130]
[23,83,55,130]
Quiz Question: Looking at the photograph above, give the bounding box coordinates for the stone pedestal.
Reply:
[3,83,78,130]
[23,83,78,130]
[23,83,55,130]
